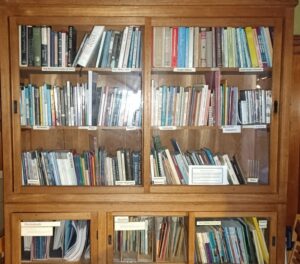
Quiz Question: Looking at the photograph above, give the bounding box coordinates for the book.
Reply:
[77,25,105,67]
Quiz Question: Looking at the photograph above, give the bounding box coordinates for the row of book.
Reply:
[22,148,141,186]
[22,220,90,261]
[19,25,142,68]
[114,216,186,262]
[151,82,272,127]
[153,26,273,68]
[19,25,77,67]
[195,217,269,264]
[20,72,142,127]
[151,136,249,185]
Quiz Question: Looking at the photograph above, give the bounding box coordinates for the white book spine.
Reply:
[78,26,105,67]
[188,27,194,68]
[122,26,133,68]
[118,26,129,68]
[95,31,106,67]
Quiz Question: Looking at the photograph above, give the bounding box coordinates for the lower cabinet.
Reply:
[9,206,278,264]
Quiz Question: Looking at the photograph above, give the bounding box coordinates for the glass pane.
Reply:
[151,25,273,186]
[18,24,143,187]
[21,220,91,262]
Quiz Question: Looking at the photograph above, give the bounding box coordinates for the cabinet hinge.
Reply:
[96,230,98,240]
[108,234,112,245]
[272,236,276,246]
[273,100,278,114]
[13,100,18,113]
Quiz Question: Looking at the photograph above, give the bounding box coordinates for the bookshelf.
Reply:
[0,0,296,263]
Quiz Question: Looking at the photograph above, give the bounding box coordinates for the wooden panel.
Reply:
[286,36,300,226]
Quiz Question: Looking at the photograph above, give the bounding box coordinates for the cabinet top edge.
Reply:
[0,0,298,7]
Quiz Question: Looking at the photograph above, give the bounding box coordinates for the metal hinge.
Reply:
[13,100,18,113]
[272,236,276,246]
[108,234,112,245]
[273,100,278,114]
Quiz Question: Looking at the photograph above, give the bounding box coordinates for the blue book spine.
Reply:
[127,29,136,68]
[208,230,220,263]
[185,27,189,68]
[101,30,112,68]
[260,27,271,67]
[177,27,186,68]
[257,27,268,67]
[48,152,61,185]
[136,30,142,68]
[241,28,251,68]
[161,86,167,126]
[132,151,141,185]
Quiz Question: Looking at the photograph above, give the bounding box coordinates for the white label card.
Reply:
[115,181,136,186]
[247,178,259,183]
[78,126,97,130]
[173,67,196,72]
[189,165,228,185]
[114,216,129,223]
[126,126,140,131]
[21,221,61,227]
[158,126,177,130]
[222,125,241,134]
[115,221,146,231]
[112,68,132,73]
[259,220,268,229]
[239,67,264,72]
[21,226,53,237]
[152,177,166,185]
[196,220,222,226]
[242,124,267,129]
[33,125,50,130]
[41,67,76,72]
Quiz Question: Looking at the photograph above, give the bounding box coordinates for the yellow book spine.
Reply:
[245,27,259,68]
[252,217,269,263]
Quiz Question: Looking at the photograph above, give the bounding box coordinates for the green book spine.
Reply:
[32,26,41,66]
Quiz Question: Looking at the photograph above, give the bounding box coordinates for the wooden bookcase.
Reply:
[0,0,296,263]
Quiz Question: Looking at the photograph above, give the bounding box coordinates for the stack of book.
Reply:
[113,216,187,262]
[155,216,187,262]
[21,220,90,261]
[22,148,141,186]
[150,136,247,185]
[151,81,272,127]
[114,216,154,262]
[19,25,142,68]
[195,217,269,264]
[153,26,273,68]
[20,72,142,127]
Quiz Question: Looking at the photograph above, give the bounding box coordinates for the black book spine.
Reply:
[41,26,48,66]
[20,25,28,66]
[58,31,62,67]
[68,26,77,66]
[27,26,34,66]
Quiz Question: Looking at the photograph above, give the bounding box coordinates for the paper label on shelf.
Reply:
[112,68,132,73]
[196,220,222,226]
[247,178,259,183]
[242,124,267,129]
[115,221,146,231]
[21,226,53,237]
[210,67,220,71]
[41,67,76,72]
[188,165,228,185]
[222,125,241,133]
[126,126,140,131]
[33,125,50,130]
[152,177,167,185]
[259,220,268,229]
[239,67,264,72]
[115,181,136,186]
[173,67,196,72]
[21,221,61,227]
[78,126,97,130]
[158,126,177,130]
[114,216,129,223]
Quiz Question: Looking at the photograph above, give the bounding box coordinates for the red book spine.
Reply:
[171,27,178,67]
